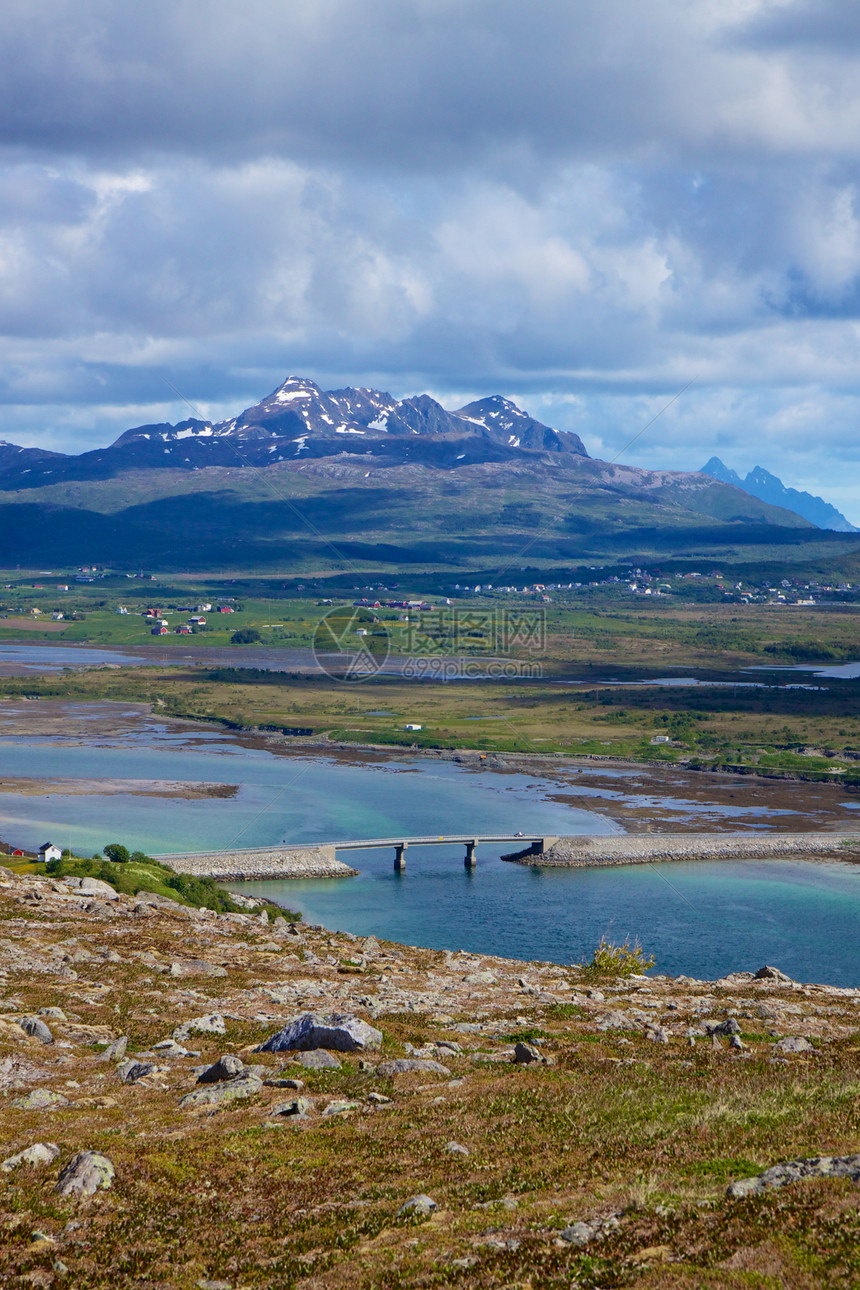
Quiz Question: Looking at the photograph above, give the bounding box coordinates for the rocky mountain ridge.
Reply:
[0,377,588,490]
[702,457,856,532]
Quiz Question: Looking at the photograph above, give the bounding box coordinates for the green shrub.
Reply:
[44,853,241,913]
[578,935,655,980]
[103,842,130,864]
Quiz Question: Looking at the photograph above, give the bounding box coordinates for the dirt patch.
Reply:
[0,617,69,631]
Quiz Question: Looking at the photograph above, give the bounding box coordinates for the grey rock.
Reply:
[79,877,119,899]
[97,1036,128,1063]
[321,1099,360,1116]
[445,1141,469,1156]
[377,1059,451,1077]
[172,1013,225,1041]
[773,1036,815,1054]
[55,1150,115,1196]
[513,1041,543,1064]
[755,965,793,981]
[560,1221,595,1246]
[197,1281,232,1290]
[729,1034,746,1051]
[293,1049,341,1070]
[257,1012,382,1054]
[645,1027,670,1044]
[475,1195,520,1211]
[1,1141,60,1172]
[117,1060,157,1083]
[397,1194,437,1218]
[179,1074,262,1108]
[269,1097,312,1118]
[595,1011,630,1031]
[728,1154,860,1198]
[21,1016,54,1044]
[263,1076,305,1089]
[197,1054,244,1084]
[151,1039,192,1058]
[704,1018,741,1037]
[37,1007,67,1021]
[171,959,227,978]
[11,1088,69,1111]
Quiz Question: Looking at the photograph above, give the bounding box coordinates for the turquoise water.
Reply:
[243,854,860,987]
[3,708,860,985]
[0,725,611,858]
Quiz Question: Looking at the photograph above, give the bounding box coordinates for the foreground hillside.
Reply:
[1,864,859,1287]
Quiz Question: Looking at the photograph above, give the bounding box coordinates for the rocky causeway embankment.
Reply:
[156,845,358,881]
[508,830,860,867]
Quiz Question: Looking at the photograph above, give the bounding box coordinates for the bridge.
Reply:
[325,833,559,869]
[156,833,558,874]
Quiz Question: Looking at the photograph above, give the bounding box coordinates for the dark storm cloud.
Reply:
[0,1,858,517]
[0,0,846,169]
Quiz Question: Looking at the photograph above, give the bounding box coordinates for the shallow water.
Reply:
[0,717,612,858]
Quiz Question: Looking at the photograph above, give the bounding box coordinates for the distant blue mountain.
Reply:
[701,457,857,532]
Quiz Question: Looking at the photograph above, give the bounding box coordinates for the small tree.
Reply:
[231,627,262,645]
[103,843,130,864]
[130,850,149,864]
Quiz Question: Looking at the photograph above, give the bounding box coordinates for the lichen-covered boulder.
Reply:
[257,1013,382,1054]
[1,1142,60,1172]
[55,1151,115,1196]
[179,1075,263,1108]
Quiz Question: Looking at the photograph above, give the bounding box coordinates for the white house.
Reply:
[38,842,62,863]
[404,723,423,732]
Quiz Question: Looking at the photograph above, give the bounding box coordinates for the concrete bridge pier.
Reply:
[394,843,408,871]
[464,840,477,868]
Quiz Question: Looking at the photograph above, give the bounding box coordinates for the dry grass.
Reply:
[0,869,859,1287]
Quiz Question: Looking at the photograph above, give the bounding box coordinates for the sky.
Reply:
[2,0,860,518]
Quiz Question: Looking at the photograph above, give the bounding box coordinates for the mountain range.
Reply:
[701,458,856,533]
[0,377,587,490]
[0,375,855,573]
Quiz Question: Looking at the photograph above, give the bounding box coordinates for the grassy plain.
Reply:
[0,589,859,782]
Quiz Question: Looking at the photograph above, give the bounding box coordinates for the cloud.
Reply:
[0,0,858,169]
[0,0,858,516]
